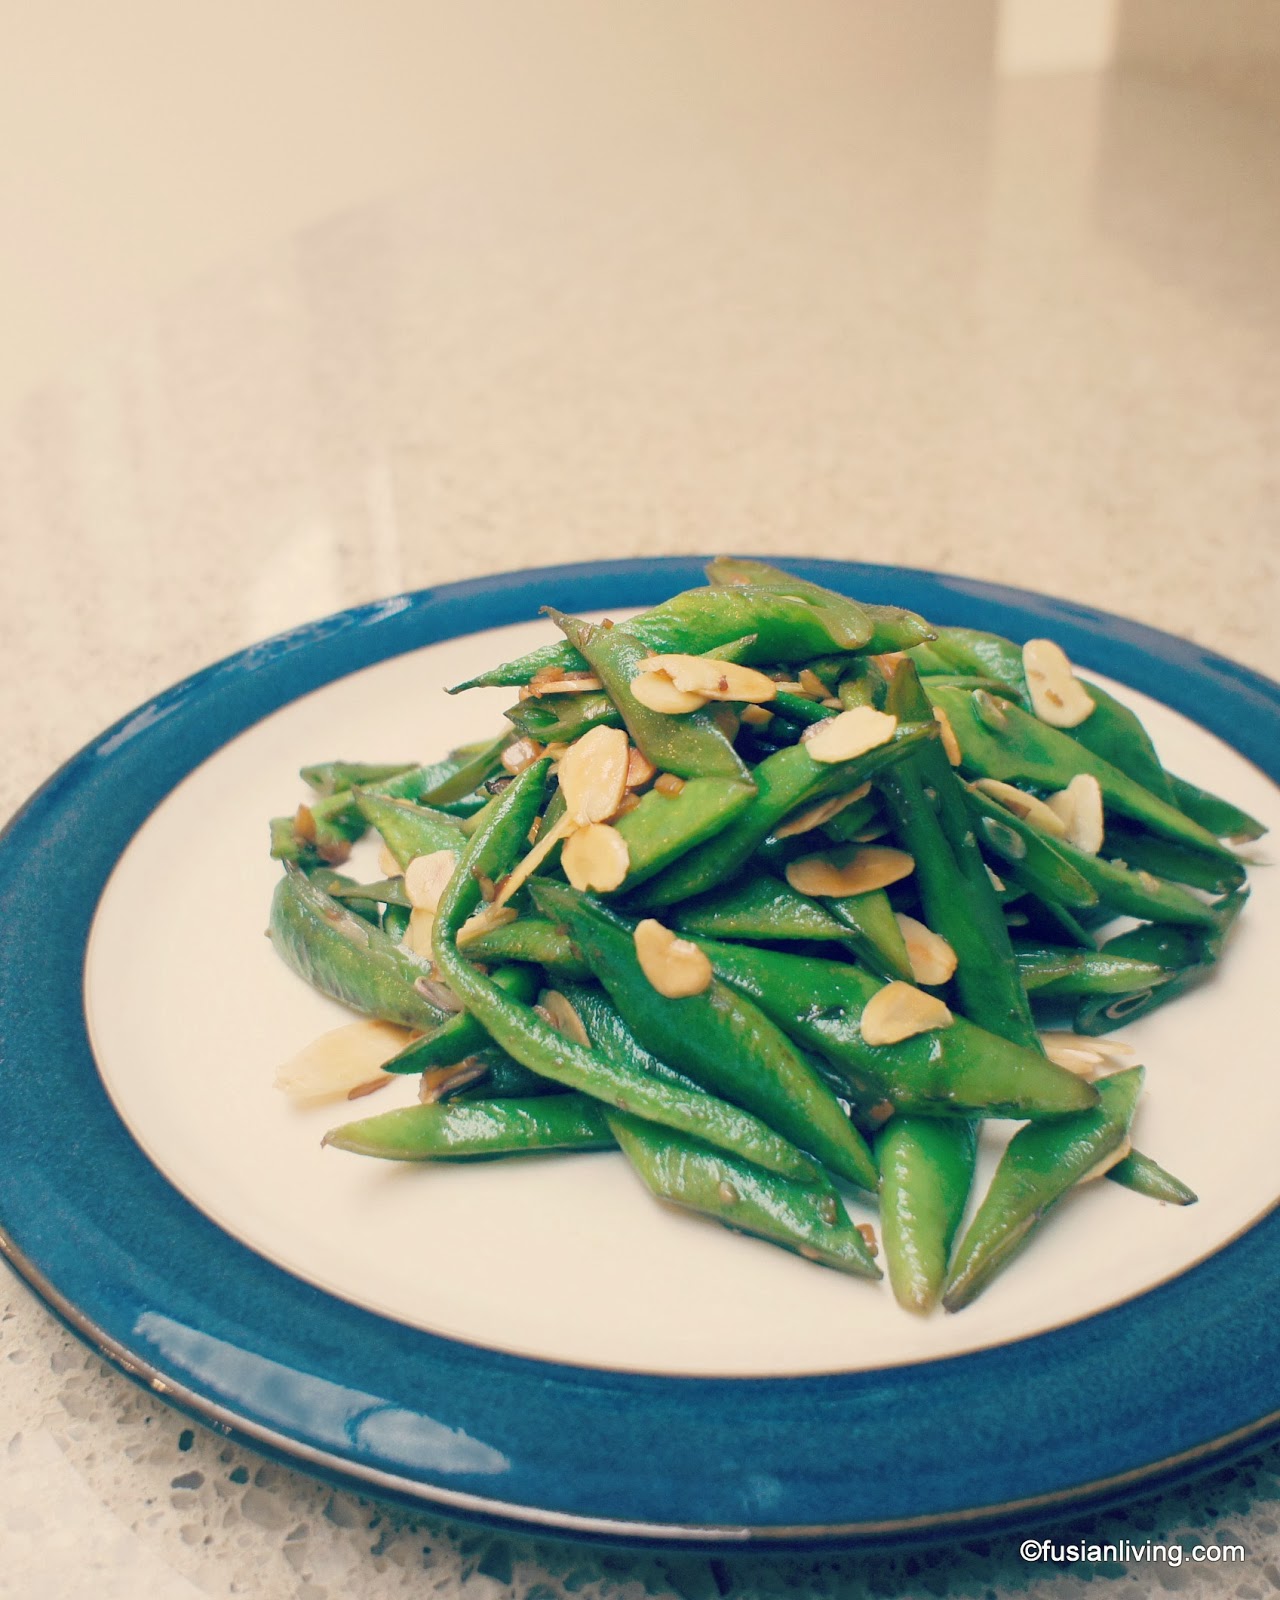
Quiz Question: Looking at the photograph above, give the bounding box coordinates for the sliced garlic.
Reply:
[801,707,898,765]
[786,844,915,898]
[275,1019,414,1104]
[562,822,631,892]
[634,918,713,998]
[894,913,958,986]
[1023,639,1095,728]
[861,982,953,1046]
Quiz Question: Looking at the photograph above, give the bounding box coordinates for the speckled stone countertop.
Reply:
[2,17,1279,1597]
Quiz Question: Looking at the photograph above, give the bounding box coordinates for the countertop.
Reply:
[2,4,1278,1595]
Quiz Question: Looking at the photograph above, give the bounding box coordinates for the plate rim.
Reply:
[2,555,1279,1547]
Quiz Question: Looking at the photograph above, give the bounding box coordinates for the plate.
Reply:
[2,556,1278,1547]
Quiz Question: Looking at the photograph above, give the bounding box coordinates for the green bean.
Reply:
[268,866,447,1031]
[531,881,878,1189]
[877,1117,977,1314]
[1013,943,1170,997]
[382,965,541,1072]
[964,788,1100,910]
[549,610,751,782]
[459,916,592,978]
[1102,826,1248,896]
[632,721,935,908]
[608,1112,881,1279]
[610,778,758,890]
[692,937,1099,1120]
[305,868,382,924]
[300,761,418,796]
[381,901,411,943]
[431,763,824,1181]
[324,1095,616,1161]
[1108,1148,1197,1206]
[354,792,465,870]
[703,557,935,652]
[1165,772,1266,843]
[929,685,1237,861]
[905,626,1029,699]
[942,1067,1144,1311]
[505,691,622,745]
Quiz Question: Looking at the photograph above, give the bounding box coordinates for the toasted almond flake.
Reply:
[494,812,576,907]
[798,669,829,699]
[856,1224,879,1256]
[457,904,519,946]
[407,907,436,958]
[625,746,657,788]
[377,843,404,879]
[975,778,1068,838]
[860,982,953,1046]
[1137,869,1162,894]
[801,707,898,765]
[638,653,777,704]
[866,1100,896,1126]
[786,844,915,898]
[1079,1137,1133,1184]
[741,704,774,727]
[539,989,592,1048]
[631,671,709,714]
[612,791,642,819]
[1023,639,1095,728]
[775,782,872,840]
[1038,1031,1106,1076]
[985,865,1006,892]
[404,849,459,912]
[562,822,631,892]
[527,668,603,694]
[275,1019,414,1104]
[543,741,570,761]
[1047,773,1104,854]
[872,652,907,676]
[774,680,807,696]
[654,772,686,797]
[557,725,630,825]
[852,823,891,842]
[294,803,317,843]
[419,1058,489,1103]
[501,736,545,775]
[933,705,962,766]
[821,696,844,710]
[634,918,714,998]
[894,913,958,986]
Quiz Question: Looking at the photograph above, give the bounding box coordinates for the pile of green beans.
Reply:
[266,560,1263,1314]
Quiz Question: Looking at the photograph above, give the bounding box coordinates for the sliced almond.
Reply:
[801,707,898,765]
[562,822,631,892]
[634,918,713,998]
[494,812,575,908]
[798,669,829,699]
[654,772,686,797]
[1023,639,1095,728]
[456,903,519,946]
[407,907,436,958]
[933,705,962,766]
[1079,1137,1132,1184]
[538,989,592,1048]
[860,982,953,1046]
[638,653,777,704]
[377,843,404,879]
[894,913,958,986]
[975,778,1068,838]
[1047,773,1104,855]
[1037,1030,1140,1076]
[625,746,657,788]
[774,783,872,840]
[786,844,915,898]
[526,668,603,695]
[557,725,630,825]
[501,736,545,775]
[741,704,774,727]
[404,849,459,912]
[630,671,709,715]
[275,1018,414,1104]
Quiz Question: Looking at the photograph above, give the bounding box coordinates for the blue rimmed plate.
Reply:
[1,557,1278,1548]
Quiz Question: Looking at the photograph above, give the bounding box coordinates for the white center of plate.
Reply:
[85,614,1280,1376]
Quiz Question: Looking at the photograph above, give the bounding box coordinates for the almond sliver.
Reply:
[638,654,777,704]
[1023,639,1095,728]
[975,778,1068,838]
[801,707,898,765]
[275,1019,415,1104]
[861,982,953,1046]
[557,725,630,824]
[634,918,713,998]
[894,913,958,986]
[1047,773,1104,854]
[774,783,872,840]
[562,822,631,892]
[630,671,709,715]
[786,845,915,898]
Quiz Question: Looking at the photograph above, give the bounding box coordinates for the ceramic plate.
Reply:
[2,557,1278,1547]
